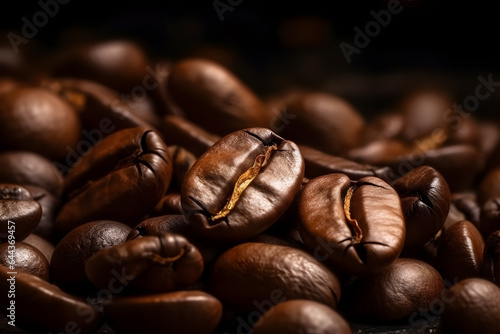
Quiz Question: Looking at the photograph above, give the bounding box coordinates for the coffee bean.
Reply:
[481,230,500,287]
[0,241,49,280]
[480,198,500,238]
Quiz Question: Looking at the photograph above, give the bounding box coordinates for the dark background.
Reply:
[1,0,499,118]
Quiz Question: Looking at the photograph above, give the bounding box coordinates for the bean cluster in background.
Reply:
[0,32,499,334]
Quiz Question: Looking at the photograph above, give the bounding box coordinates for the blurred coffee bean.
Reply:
[0,77,20,96]
[298,174,405,275]
[252,299,352,334]
[392,166,451,249]
[0,266,102,334]
[444,203,467,230]
[278,92,365,157]
[478,122,500,171]
[182,128,304,242]
[23,185,60,243]
[0,151,64,198]
[452,192,480,227]
[348,139,410,166]
[441,278,500,334]
[167,58,270,136]
[167,145,197,191]
[446,116,481,148]
[0,86,81,161]
[0,184,42,242]
[55,127,173,233]
[361,111,404,144]
[0,241,49,280]
[23,233,55,263]
[438,220,484,282]
[481,230,500,287]
[209,242,341,311]
[478,167,500,206]
[480,198,500,239]
[103,290,222,334]
[86,233,203,294]
[50,220,131,292]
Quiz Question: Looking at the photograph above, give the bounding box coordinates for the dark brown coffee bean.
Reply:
[182,128,304,242]
[167,58,270,136]
[278,92,365,157]
[361,111,404,144]
[348,258,444,322]
[479,167,500,206]
[438,220,484,282]
[50,220,131,291]
[481,230,500,287]
[0,184,42,242]
[348,139,410,166]
[298,174,405,275]
[0,266,102,334]
[0,86,81,161]
[167,145,197,191]
[23,233,55,263]
[0,241,49,280]
[23,185,60,243]
[85,233,204,294]
[391,166,451,248]
[441,278,500,334]
[446,116,481,148]
[480,198,500,239]
[152,192,183,216]
[0,151,64,198]
[299,144,394,182]
[444,203,467,230]
[209,242,341,311]
[55,127,173,233]
[161,114,221,157]
[103,290,222,334]
[252,299,352,334]
[452,192,481,227]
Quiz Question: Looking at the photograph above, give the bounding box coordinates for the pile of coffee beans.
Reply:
[1,39,499,334]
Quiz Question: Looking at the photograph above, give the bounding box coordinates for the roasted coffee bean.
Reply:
[23,233,55,263]
[391,166,451,249]
[23,185,60,243]
[348,258,444,322]
[182,128,304,242]
[0,266,102,334]
[252,299,352,334]
[446,116,481,148]
[51,220,131,291]
[444,203,467,230]
[152,192,183,216]
[298,174,405,275]
[161,114,221,157]
[0,184,42,242]
[438,220,484,282]
[167,145,197,190]
[441,278,500,334]
[277,92,365,156]
[209,242,341,311]
[103,290,222,334]
[55,127,173,233]
[0,151,64,198]
[299,144,393,182]
[167,58,270,136]
[452,192,481,227]
[479,168,500,205]
[0,86,81,161]
[0,241,49,280]
[361,111,404,144]
[481,230,500,286]
[85,233,203,294]
[480,198,500,239]
[348,139,410,166]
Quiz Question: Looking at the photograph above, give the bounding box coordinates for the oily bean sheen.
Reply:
[0,184,42,242]
[481,230,500,287]
[0,266,102,334]
[209,242,341,311]
[349,258,444,322]
[55,127,173,233]
[0,241,49,280]
[298,174,405,275]
[85,233,204,294]
[252,299,352,334]
[391,166,451,248]
[167,58,269,136]
[103,290,223,334]
[441,278,500,334]
[438,220,484,282]
[480,198,500,239]
[181,128,304,242]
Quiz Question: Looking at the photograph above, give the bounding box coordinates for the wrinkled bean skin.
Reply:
[0,266,102,334]
[347,258,444,322]
[480,198,500,238]
[50,220,131,291]
[0,241,49,281]
[182,128,304,242]
[481,231,500,287]
[0,184,42,242]
[438,220,484,282]
[251,299,352,334]
[85,233,204,294]
[209,242,341,311]
[298,174,405,275]
[55,127,173,233]
[103,290,223,334]
[441,278,500,334]
[168,58,270,136]
[391,166,451,249]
